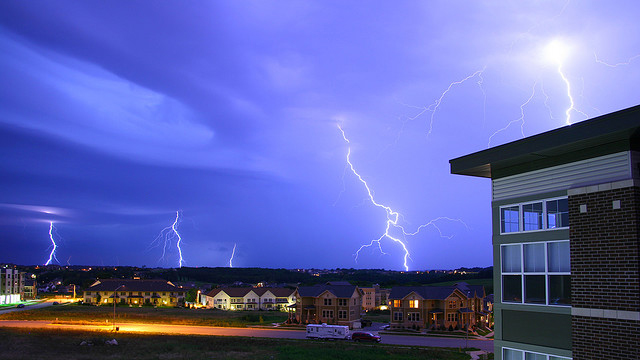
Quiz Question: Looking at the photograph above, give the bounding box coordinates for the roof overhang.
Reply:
[450,105,640,179]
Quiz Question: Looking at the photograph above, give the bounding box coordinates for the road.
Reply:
[0,320,493,352]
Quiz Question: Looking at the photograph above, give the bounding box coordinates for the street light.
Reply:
[113,284,125,332]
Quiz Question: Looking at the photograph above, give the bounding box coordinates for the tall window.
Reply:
[409,300,419,308]
[407,312,420,321]
[393,312,403,321]
[500,197,569,234]
[322,310,334,318]
[501,241,571,306]
[338,310,347,319]
[393,300,401,308]
[338,299,347,306]
[323,298,332,306]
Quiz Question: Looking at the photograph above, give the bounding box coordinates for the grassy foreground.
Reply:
[0,304,288,327]
[0,327,470,360]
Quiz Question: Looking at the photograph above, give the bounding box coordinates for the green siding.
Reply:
[502,309,572,350]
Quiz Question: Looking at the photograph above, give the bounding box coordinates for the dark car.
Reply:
[351,331,381,343]
[52,301,59,305]
[16,304,25,308]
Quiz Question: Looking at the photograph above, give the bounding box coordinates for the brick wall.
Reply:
[569,185,640,360]
[572,316,640,360]
[569,186,640,311]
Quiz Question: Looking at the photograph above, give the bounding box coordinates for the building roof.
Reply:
[86,279,185,293]
[454,282,485,298]
[389,286,464,300]
[450,105,640,179]
[205,287,295,298]
[297,284,359,298]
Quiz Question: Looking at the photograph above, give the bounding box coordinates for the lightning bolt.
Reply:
[487,80,538,147]
[229,243,236,268]
[338,125,467,271]
[594,53,640,67]
[151,210,185,268]
[45,221,59,265]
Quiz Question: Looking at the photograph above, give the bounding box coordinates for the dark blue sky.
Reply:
[1,1,639,270]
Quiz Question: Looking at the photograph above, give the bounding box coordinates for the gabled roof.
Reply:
[86,279,185,292]
[389,286,468,301]
[454,282,485,298]
[205,287,295,298]
[297,284,358,298]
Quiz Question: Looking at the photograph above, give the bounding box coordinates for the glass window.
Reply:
[546,198,569,229]
[524,275,546,304]
[525,353,547,360]
[503,348,524,360]
[501,206,520,233]
[548,275,571,305]
[548,241,570,272]
[523,202,543,231]
[502,275,522,303]
[502,245,521,273]
[524,243,545,272]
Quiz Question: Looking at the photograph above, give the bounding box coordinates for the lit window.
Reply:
[393,300,401,308]
[409,300,419,308]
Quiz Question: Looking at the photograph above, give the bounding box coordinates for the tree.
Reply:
[185,288,199,303]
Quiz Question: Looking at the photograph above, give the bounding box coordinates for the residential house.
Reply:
[83,279,187,306]
[201,287,296,311]
[295,282,363,328]
[389,283,488,331]
[450,105,640,360]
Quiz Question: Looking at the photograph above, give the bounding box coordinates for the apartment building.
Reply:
[201,287,296,311]
[0,266,24,304]
[295,282,363,328]
[450,105,640,360]
[83,279,186,306]
[388,282,489,331]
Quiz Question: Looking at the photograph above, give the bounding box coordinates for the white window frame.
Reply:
[500,240,571,307]
[503,347,571,360]
[500,197,569,235]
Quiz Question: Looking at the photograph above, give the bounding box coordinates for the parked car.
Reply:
[16,304,25,308]
[351,332,381,343]
[360,319,372,327]
[52,301,59,305]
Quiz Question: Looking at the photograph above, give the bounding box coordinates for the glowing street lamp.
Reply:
[113,284,124,332]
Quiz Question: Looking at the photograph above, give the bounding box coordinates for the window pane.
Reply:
[547,198,568,229]
[525,353,547,360]
[501,206,520,233]
[550,356,571,360]
[523,202,543,231]
[548,275,571,306]
[548,241,570,272]
[502,245,521,273]
[502,275,522,303]
[524,243,545,272]
[503,348,524,360]
[524,275,546,304]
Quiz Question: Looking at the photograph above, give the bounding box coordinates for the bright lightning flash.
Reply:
[45,222,59,265]
[544,39,576,125]
[338,125,467,271]
[229,243,237,267]
[152,210,185,268]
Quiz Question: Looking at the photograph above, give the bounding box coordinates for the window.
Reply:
[448,300,458,308]
[338,299,347,306]
[523,202,543,231]
[338,310,347,319]
[322,310,334,318]
[407,312,420,321]
[393,312,403,321]
[393,300,401,308]
[447,313,458,322]
[409,300,419,308]
[503,347,571,360]
[501,241,571,306]
[323,298,332,306]
[501,197,569,234]
[501,206,520,233]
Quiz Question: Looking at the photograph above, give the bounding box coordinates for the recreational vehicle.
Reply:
[305,323,350,340]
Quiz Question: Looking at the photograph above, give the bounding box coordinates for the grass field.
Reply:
[0,303,288,327]
[0,327,471,360]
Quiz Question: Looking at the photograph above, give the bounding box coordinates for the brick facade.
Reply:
[569,186,640,311]
[569,185,640,360]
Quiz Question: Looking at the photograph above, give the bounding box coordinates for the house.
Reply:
[450,105,640,360]
[388,283,489,331]
[83,279,187,306]
[295,282,363,328]
[200,287,296,311]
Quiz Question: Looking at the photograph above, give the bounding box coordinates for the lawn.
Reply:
[0,303,288,327]
[0,327,471,360]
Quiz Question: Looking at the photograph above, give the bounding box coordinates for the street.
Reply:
[0,320,493,352]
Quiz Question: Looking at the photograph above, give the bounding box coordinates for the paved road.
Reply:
[0,320,493,352]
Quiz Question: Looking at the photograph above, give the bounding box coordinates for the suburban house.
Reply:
[83,278,187,306]
[388,283,489,331]
[200,287,296,311]
[450,105,640,360]
[295,282,363,328]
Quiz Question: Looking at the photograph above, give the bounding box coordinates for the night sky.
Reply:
[1,1,639,270]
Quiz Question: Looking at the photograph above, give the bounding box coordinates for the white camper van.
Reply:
[306,323,350,340]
